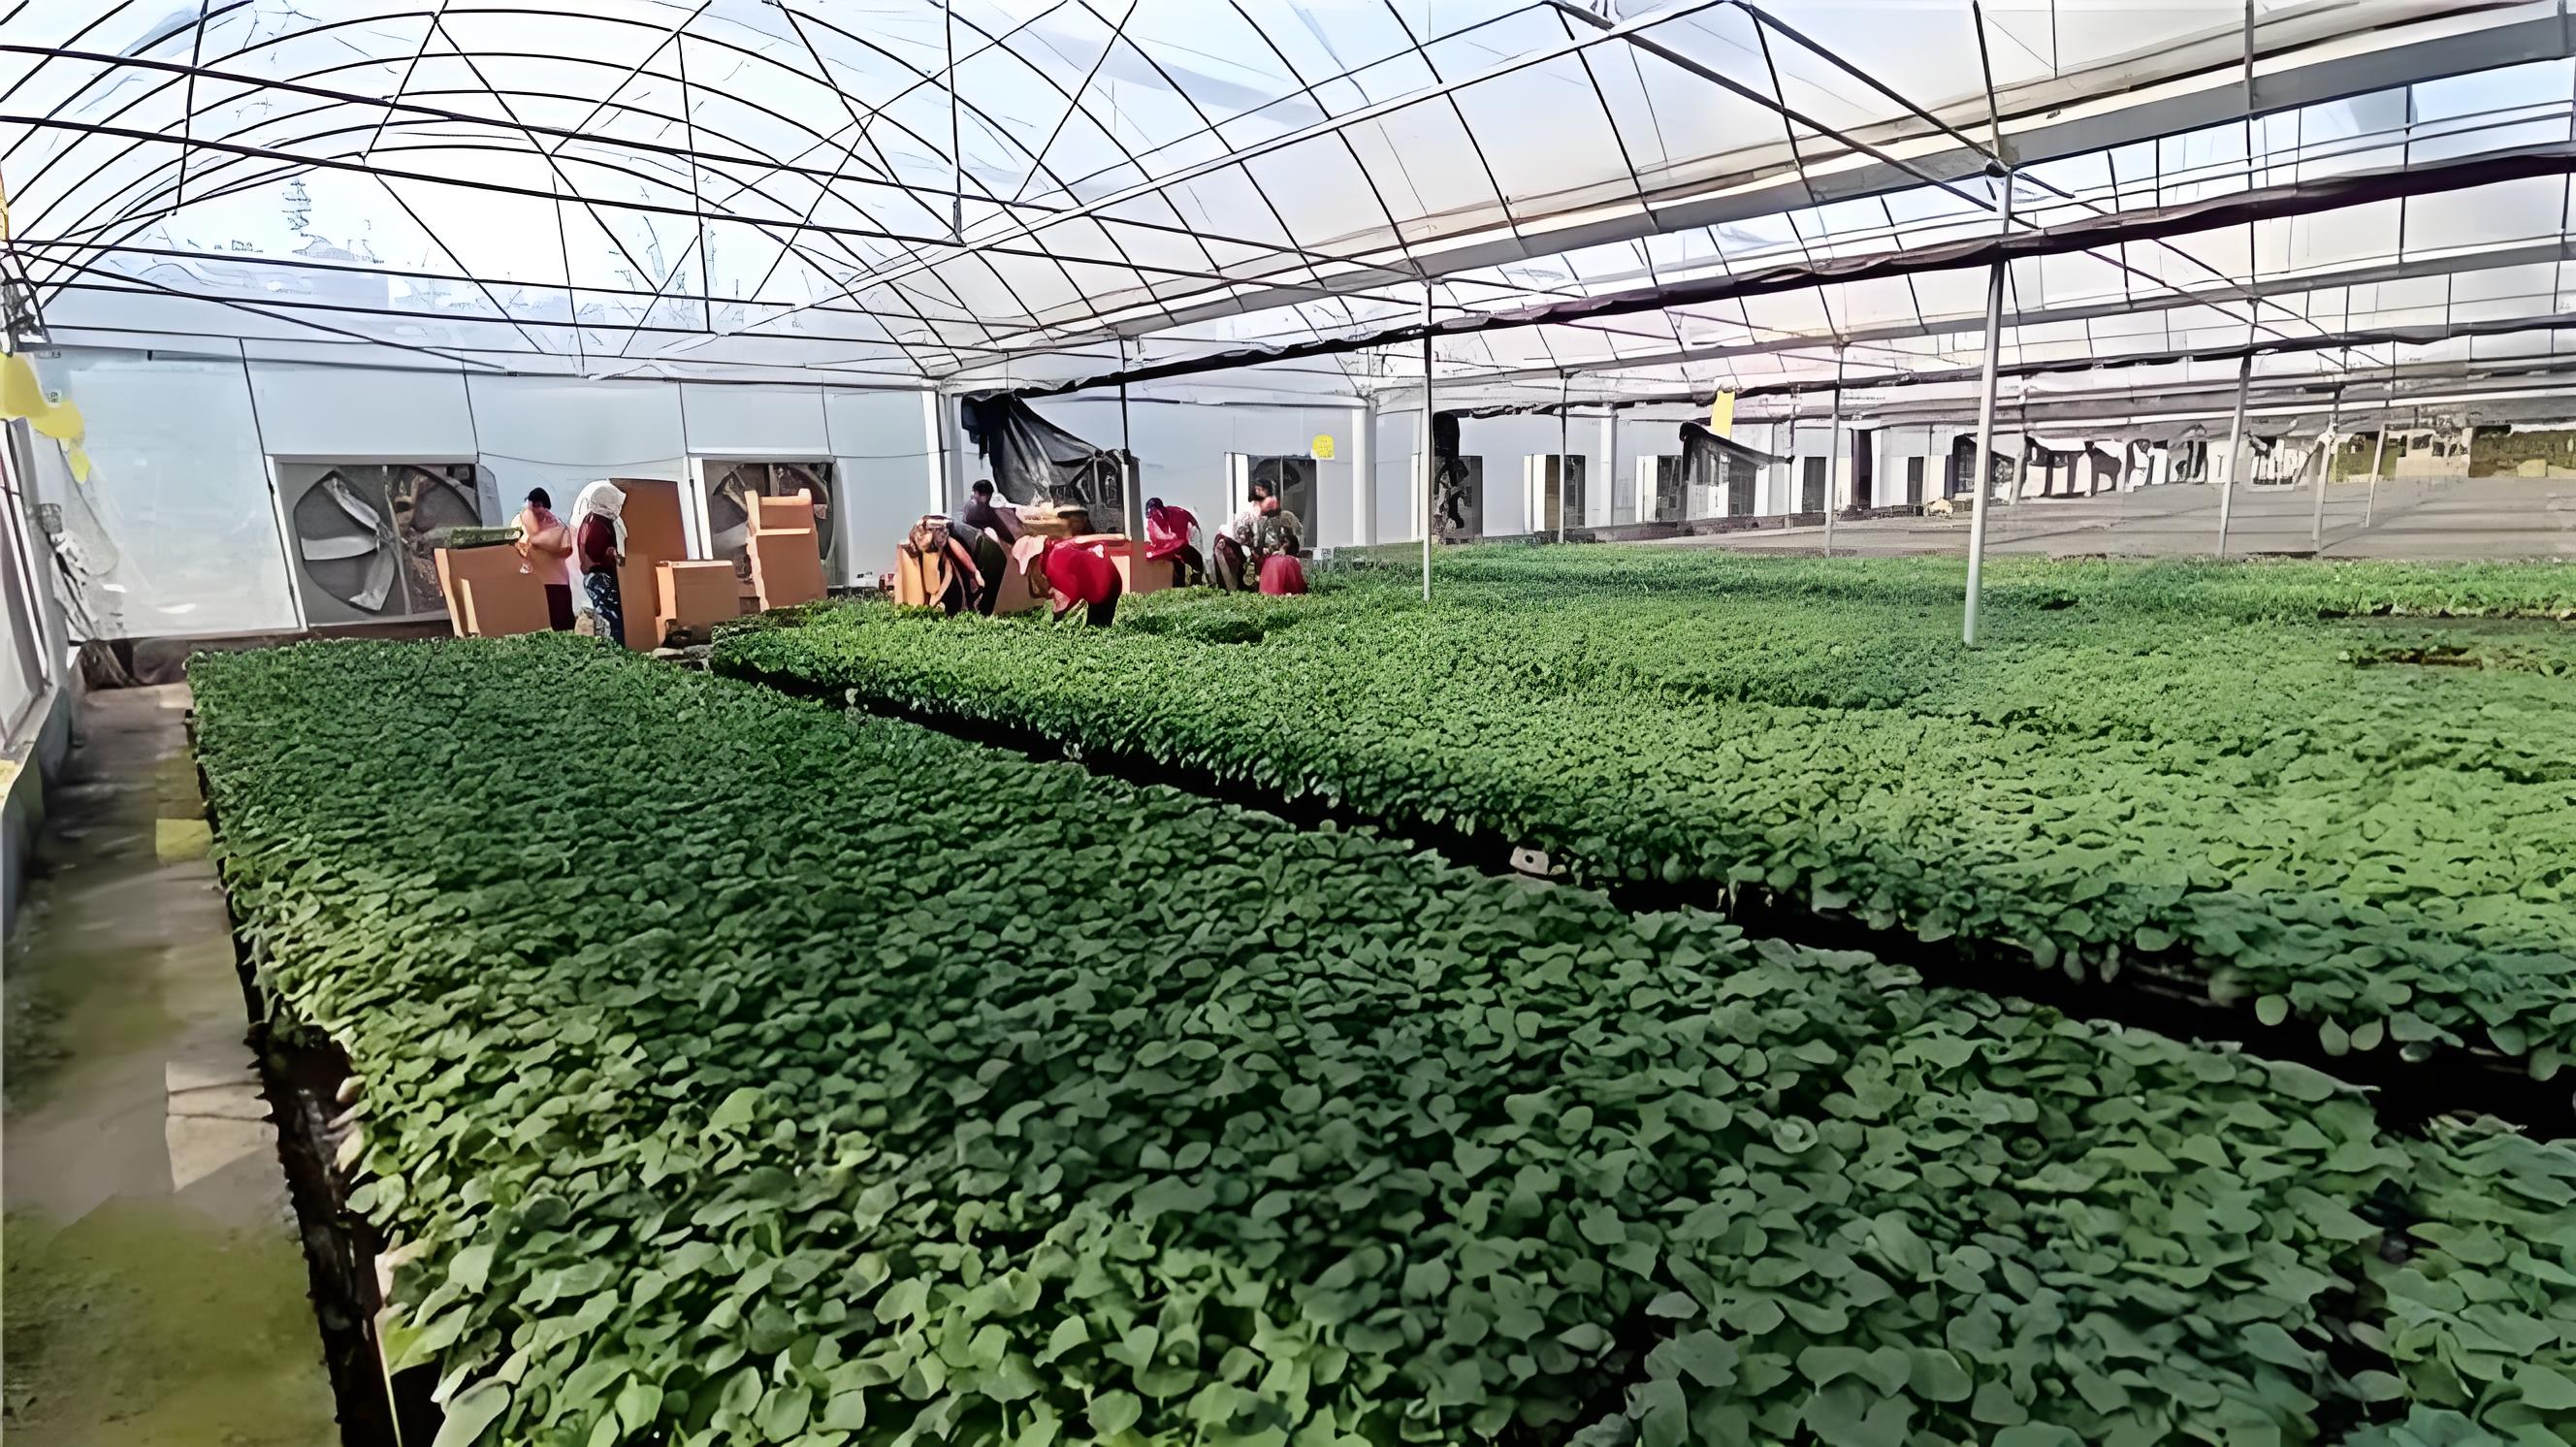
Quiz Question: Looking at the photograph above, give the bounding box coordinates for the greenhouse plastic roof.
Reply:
[4,0,2573,407]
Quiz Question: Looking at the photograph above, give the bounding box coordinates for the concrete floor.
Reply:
[2,686,338,1447]
[1654,474,2576,559]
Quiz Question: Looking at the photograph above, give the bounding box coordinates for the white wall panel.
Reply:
[825,389,939,580]
[1459,415,1590,536]
[1375,408,1421,543]
[466,374,687,521]
[247,364,475,462]
[38,351,976,638]
[680,384,831,456]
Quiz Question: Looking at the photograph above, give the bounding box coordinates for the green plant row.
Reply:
[708,551,2576,1069]
[191,636,2576,1447]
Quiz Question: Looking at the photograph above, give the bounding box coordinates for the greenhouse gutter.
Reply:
[1437,307,2576,418]
[995,142,2576,402]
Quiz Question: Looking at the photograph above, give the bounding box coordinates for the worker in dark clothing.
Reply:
[1037,538,1122,627]
[959,479,1022,546]
[946,515,1010,616]
[1211,481,1269,592]
[907,517,989,617]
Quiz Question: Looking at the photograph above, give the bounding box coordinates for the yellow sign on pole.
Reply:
[1310,434,1336,461]
[1708,391,1736,438]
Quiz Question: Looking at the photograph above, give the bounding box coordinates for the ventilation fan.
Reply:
[703,460,837,589]
[282,463,483,623]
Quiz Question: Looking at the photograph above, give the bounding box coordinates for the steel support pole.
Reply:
[1823,345,1845,557]
[1782,395,1797,521]
[1117,337,1139,540]
[2365,357,2394,529]
[2365,420,2388,528]
[2241,0,2258,111]
[1421,281,1433,602]
[2310,382,2342,557]
[1556,372,1571,543]
[2216,351,2251,558]
[1352,397,1376,546]
[943,0,963,240]
[1600,408,1619,526]
[1961,257,2008,646]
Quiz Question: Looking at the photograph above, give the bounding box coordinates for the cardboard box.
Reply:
[614,478,687,650]
[434,545,552,637]
[748,491,826,610]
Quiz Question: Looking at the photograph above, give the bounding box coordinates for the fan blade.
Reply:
[323,476,385,533]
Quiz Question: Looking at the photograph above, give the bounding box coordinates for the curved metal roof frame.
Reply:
[1,0,2566,403]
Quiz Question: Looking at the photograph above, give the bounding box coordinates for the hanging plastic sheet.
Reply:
[1679,422,1782,518]
[958,396,1132,533]
[1431,410,1472,532]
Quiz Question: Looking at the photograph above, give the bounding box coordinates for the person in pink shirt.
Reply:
[1143,496,1206,586]
[512,488,577,629]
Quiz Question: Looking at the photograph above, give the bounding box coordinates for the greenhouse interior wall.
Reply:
[35,351,1941,640]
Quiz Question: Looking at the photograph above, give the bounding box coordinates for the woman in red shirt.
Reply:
[1143,497,1205,587]
[1036,538,1122,627]
[1255,497,1307,596]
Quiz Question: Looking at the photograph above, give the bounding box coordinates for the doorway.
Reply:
[1227,454,1318,531]
[1525,454,1586,533]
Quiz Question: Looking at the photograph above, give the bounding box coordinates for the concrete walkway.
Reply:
[3,686,338,1447]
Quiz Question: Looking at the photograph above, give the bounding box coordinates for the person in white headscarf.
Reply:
[570,481,628,646]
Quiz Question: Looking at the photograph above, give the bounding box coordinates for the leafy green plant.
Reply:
[712,552,2576,1068]
[194,637,2576,1447]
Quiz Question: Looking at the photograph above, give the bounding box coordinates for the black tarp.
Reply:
[1679,422,1783,517]
[1432,410,1471,531]
[959,395,1132,533]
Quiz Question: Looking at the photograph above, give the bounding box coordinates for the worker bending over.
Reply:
[1143,496,1206,587]
[1211,481,1269,591]
[906,517,995,617]
[1037,537,1122,627]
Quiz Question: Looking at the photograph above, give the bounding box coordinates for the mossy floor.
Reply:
[3,686,338,1447]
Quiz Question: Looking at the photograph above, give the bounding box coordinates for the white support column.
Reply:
[2311,382,2342,557]
[1963,164,2016,647]
[1780,403,1798,519]
[2365,419,2388,528]
[2216,352,2252,558]
[1556,372,1571,543]
[1823,346,1845,557]
[1962,258,2007,646]
[1117,339,1140,538]
[1420,281,1433,602]
[921,388,950,514]
[1598,409,1618,527]
[1350,398,1376,547]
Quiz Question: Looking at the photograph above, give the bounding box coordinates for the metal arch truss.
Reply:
[0,0,2571,406]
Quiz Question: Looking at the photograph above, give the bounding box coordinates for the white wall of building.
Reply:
[32,348,943,639]
[1021,396,1365,548]
[24,348,1978,642]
